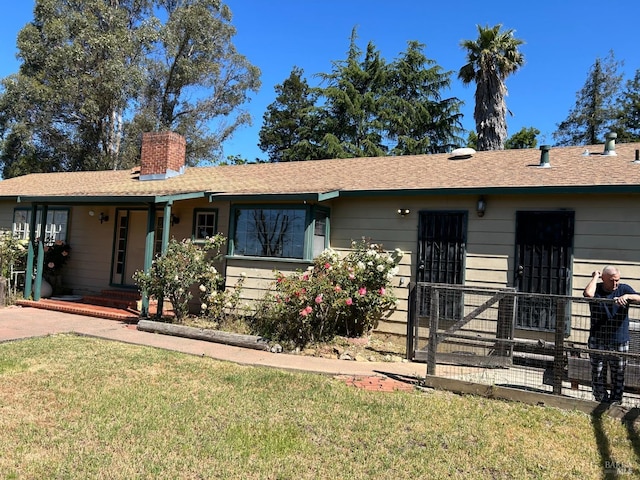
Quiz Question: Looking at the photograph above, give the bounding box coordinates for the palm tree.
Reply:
[459,24,525,151]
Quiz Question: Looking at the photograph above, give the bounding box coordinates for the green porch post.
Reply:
[32,205,48,300]
[23,204,38,299]
[162,202,172,253]
[153,202,174,318]
[141,204,156,317]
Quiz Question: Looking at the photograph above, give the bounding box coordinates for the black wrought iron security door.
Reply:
[417,211,467,319]
[514,211,574,332]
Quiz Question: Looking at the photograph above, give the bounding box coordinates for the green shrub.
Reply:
[253,239,403,348]
[198,271,248,331]
[0,231,28,279]
[133,235,226,323]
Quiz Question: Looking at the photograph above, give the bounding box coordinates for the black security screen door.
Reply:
[514,211,574,331]
[417,211,467,319]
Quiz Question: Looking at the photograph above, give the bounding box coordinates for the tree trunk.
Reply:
[0,277,7,306]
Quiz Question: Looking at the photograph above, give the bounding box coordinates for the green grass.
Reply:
[0,335,638,479]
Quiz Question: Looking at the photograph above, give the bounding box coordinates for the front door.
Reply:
[417,211,467,319]
[111,209,148,286]
[514,210,574,332]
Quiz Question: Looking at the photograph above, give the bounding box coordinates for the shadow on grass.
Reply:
[592,402,640,478]
[378,372,640,478]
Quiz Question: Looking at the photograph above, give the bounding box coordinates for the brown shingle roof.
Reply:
[1,142,640,200]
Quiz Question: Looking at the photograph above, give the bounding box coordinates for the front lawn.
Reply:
[0,335,637,479]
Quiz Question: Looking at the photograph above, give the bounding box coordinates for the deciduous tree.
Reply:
[505,127,540,149]
[124,0,260,167]
[0,0,260,178]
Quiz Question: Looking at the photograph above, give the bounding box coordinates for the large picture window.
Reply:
[13,208,69,243]
[231,206,329,260]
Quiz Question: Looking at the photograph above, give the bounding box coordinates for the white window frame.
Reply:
[192,209,218,242]
[12,208,69,244]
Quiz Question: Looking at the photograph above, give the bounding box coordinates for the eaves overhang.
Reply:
[207,190,341,203]
[334,184,640,197]
[13,191,207,205]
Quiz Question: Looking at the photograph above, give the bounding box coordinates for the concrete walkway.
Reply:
[0,305,426,381]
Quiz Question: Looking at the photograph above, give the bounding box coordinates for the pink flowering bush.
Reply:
[43,240,71,276]
[253,239,403,348]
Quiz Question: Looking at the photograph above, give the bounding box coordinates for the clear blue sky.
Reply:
[1,1,638,162]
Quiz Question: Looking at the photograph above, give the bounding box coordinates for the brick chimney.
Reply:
[139,131,186,181]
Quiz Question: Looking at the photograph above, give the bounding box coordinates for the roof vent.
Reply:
[603,132,617,156]
[538,145,551,168]
[449,147,476,159]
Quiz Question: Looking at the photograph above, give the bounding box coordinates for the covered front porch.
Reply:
[20,193,204,317]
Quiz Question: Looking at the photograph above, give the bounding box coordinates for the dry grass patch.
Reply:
[0,335,638,479]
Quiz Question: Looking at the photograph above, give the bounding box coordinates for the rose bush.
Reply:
[43,240,71,276]
[253,239,403,348]
[0,231,28,279]
[198,269,247,330]
[134,234,228,323]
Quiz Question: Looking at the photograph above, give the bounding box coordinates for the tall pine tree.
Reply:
[258,67,323,162]
[614,68,640,142]
[553,51,623,146]
[316,28,388,158]
[385,40,464,155]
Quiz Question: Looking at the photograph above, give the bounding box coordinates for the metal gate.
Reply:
[408,283,517,371]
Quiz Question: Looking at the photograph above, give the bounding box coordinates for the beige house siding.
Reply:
[571,194,640,346]
[0,201,14,228]
[328,196,417,337]
[3,187,640,344]
[323,192,640,341]
[63,205,115,294]
[219,193,640,339]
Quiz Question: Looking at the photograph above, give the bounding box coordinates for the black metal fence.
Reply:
[407,283,640,408]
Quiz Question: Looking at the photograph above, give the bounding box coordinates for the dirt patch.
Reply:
[285,334,406,362]
[181,317,407,362]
